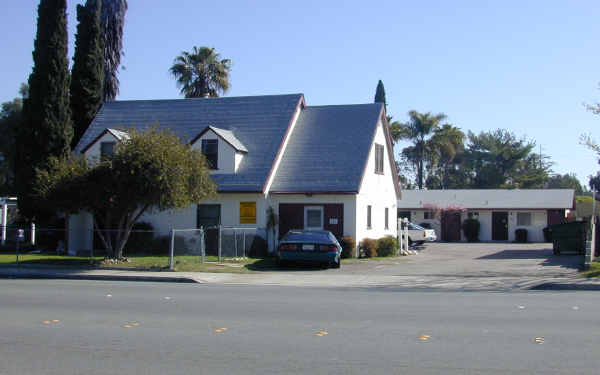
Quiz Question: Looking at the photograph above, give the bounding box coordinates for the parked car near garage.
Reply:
[404,223,437,245]
[276,230,341,268]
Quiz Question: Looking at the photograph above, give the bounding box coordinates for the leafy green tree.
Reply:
[17,0,73,220]
[100,0,127,101]
[35,127,216,259]
[170,46,232,98]
[396,110,447,189]
[71,0,105,148]
[374,80,386,106]
[464,129,550,188]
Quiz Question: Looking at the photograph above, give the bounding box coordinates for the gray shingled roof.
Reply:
[269,103,383,193]
[76,94,303,192]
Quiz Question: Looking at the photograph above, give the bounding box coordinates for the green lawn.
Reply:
[581,261,600,278]
[0,252,403,273]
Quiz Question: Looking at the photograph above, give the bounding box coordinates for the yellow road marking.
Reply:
[43,320,51,325]
[534,337,544,344]
[419,335,431,341]
[215,328,228,333]
[51,320,60,323]
[123,324,132,328]
[130,322,139,327]
[314,330,328,336]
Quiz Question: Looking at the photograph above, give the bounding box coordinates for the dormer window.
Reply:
[100,142,115,160]
[202,139,218,169]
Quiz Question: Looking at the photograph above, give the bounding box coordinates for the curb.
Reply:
[0,271,198,283]
[529,282,600,291]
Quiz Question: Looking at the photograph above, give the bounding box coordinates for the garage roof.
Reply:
[398,189,575,210]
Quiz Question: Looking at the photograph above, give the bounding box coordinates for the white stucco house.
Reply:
[68,94,400,253]
[397,189,575,242]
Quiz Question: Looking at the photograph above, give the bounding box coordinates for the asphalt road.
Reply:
[1,280,600,374]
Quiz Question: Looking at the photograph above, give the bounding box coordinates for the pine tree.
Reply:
[71,0,105,149]
[17,0,73,220]
[374,80,387,107]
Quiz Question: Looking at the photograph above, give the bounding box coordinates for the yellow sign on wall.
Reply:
[240,202,257,224]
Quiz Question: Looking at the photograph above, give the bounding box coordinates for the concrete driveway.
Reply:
[339,242,584,278]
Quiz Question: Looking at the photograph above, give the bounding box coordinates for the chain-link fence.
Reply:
[169,226,268,268]
[0,224,268,268]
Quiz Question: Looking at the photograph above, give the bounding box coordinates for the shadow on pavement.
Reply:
[477,248,583,271]
[245,258,333,272]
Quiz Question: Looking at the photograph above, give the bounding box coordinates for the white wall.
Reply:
[404,209,548,242]
[191,129,237,174]
[67,212,93,254]
[508,210,547,242]
[356,119,398,242]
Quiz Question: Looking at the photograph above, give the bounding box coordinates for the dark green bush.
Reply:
[248,235,268,258]
[515,228,528,243]
[340,236,356,258]
[376,235,398,257]
[360,238,377,258]
[461,218,480,242]
[543,227,552,242]
[123,222,156,255]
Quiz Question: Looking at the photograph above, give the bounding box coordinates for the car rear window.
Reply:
[283,231,332,243]
[408,223,425,230]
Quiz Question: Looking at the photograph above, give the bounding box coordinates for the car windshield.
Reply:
[408,223,425,230]
[283,231,332,243]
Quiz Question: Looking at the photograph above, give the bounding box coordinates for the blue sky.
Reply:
[2,1,599,186]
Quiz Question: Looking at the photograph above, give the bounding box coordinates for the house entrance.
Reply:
[441,211,461,242]
[197,204,221,254]
[278,203,344,239]
[492,212,508,241]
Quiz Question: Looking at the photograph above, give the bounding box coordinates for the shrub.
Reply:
[515,228,528,243]
[248,235,268,258]
[461,218,480,242]
[543,227,552,242]
[340,236,356,258]
[376,235,398,257]
[123,222,156,255]
[360,238,377,258]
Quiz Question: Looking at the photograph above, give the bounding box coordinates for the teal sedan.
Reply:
[276,230,341,269]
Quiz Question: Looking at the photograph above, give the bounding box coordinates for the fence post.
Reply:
[243,231,246,258]
[1,203,7,246]
[403,218,409,251]
[90,228,94,264]
[234,228,237,258]
[169,229,175,270]
[30,222,36,246]
[201,227,205,263]
[218,225,222,262]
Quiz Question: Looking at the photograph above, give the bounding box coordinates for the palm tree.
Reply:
[397,110,447,189]
[427,124,466,189]
[169,47,231,98]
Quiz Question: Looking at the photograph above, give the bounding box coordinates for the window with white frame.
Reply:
[374,144,384,174]
[367,205,372,229]
[304,206,324,230]
[385,207,389,229]
[517,212,532,226]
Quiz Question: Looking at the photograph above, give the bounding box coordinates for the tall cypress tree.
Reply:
[71,0,104,149]
[101,0,128,101]
[17,0,73,220]
[374,80,387,108]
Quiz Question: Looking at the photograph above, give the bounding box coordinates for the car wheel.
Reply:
[332,257,341,269]
[408,238,413,246]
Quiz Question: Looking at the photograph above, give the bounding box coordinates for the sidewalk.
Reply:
[2,265,600,291]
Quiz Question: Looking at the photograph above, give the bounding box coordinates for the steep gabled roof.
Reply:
[398,189,575,209]
[190,126,248,153]
[75,94,304,192]
[269,103,384,193]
